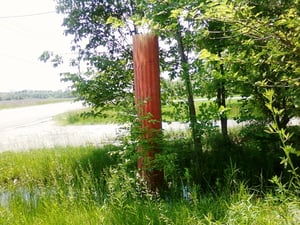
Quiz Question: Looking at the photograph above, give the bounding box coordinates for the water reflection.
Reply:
[0,187,40,208]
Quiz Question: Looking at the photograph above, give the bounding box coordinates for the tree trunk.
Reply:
[217,53,228,137]
[217,81,228,137]
[276,95,290,129]
[175,26,202,161]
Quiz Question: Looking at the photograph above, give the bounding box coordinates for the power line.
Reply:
[0,11,55,19]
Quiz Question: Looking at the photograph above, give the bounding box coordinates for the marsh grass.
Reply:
[0,142,299,224]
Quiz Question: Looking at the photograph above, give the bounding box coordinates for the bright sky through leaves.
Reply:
[0,0,73,92]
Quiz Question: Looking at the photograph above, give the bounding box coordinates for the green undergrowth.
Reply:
[0,137,299,224]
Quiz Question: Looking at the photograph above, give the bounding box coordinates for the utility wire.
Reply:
[0,11,55,19]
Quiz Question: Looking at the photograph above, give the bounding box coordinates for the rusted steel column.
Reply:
[133,34,163,191]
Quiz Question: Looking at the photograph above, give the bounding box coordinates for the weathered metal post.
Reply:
[133,34,163,191]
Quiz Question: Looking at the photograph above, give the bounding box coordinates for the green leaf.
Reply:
[170,8,183,19]
[106,16,125,28]
[199,49,220,61]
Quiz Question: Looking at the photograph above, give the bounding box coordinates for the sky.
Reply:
[0,0,74,92]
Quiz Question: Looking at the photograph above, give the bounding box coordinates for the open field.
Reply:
[0,98,75,110]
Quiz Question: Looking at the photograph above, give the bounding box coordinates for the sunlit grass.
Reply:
[0,145,117,185]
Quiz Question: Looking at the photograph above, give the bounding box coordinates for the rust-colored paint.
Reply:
[133,34,163,190]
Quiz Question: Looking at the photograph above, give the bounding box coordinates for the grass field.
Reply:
[0,144,299,224]
[0,98,74,110]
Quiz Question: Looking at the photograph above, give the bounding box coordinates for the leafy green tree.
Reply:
[52,0,208,159]
[53,0,139,115]
[198,20,235,137]
[48,0,300,157]
[199,0,300,128]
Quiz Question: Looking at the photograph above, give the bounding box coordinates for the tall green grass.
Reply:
[0,142,299,224]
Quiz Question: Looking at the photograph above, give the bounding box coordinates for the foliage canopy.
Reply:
[39,0,300,167]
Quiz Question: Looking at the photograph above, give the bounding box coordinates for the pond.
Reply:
[0,187,43,209]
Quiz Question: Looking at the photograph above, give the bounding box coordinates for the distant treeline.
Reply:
[0,90,74,101]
